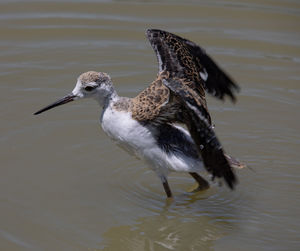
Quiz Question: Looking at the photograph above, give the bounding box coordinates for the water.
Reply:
[0,0,299,250]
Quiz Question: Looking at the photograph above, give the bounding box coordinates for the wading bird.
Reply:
[34,29,244,198]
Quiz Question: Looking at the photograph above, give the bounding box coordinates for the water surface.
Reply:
[0,0,299,250]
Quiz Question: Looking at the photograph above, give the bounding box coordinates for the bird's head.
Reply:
[34,71,114,115]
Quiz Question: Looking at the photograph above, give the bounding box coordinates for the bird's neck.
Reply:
[94,86,119,109]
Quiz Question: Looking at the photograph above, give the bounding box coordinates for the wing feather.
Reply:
[162,78,237,188]
[147,29,239,102]
[180,38,239,102]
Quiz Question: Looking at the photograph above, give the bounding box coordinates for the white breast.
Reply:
[100,106,155,156]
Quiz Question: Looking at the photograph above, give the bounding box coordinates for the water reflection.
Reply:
[100,167,243,250]
[101,199,234,251]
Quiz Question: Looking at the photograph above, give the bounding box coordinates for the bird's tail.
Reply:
[225,154,246,169]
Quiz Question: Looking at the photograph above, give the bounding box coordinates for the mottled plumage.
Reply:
[131,29,238,188]
[131,74,170,121]
[34,29,244,198]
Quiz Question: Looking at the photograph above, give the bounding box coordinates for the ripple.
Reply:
[112,157,247,224]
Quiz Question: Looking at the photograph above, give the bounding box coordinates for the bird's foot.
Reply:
[165,196,174,206]
[187,182,210,193]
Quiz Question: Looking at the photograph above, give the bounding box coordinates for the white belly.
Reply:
[100,106,203,177]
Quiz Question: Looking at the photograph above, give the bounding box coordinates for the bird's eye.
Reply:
[84,86,95,92]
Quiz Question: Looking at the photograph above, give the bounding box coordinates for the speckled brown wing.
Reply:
[132,29,211,124]
[147,29,239,102]
[137,29,212,125]
[146,29,207,102]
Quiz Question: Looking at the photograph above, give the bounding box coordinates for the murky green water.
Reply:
[0,0,299,250]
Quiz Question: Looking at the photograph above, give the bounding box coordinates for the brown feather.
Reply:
[131,72,170,122]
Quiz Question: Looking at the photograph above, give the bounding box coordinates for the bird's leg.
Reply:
[161,176,173,198]
[189,172,210,191]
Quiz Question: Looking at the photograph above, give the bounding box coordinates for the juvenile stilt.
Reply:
[34,29,242,199]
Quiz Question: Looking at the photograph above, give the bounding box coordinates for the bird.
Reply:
[34,29,244,198]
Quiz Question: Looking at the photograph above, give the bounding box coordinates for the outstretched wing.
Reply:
[147,29,239,102]
[144,29,237,188]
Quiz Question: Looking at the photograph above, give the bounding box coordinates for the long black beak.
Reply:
[34,94,77,115]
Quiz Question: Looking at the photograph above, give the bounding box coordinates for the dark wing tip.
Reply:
[223,168,238,189]
[180,35,241,102]
[205,148,238,190]
[220,81,239,103]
